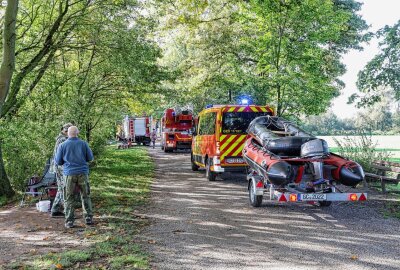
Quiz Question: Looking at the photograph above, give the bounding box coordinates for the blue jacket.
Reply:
[55,137,94,176]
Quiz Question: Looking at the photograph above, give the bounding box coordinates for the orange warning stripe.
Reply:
[220,135,247,160]
[220,135,237,151]
[221,105,274,113]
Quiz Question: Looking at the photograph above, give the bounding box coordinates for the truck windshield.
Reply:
[222,111,272,134]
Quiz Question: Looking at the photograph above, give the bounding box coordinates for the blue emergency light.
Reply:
[241,98,249,105]
[237,95,253,105]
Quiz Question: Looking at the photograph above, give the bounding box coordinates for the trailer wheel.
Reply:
[249,180,263,207]
[191,154,199,171]
[318,201,332,207]
[206,158,216,181]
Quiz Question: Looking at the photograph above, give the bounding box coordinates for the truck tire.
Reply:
[191,154,199,171]
[249,180,263,207]
[206,158,217,181]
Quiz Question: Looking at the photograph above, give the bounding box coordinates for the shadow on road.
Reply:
[142,147,400,270]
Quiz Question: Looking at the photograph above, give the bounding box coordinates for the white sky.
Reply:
[331,0,400,119]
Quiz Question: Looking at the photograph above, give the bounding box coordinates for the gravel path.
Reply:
[141,148,400,270]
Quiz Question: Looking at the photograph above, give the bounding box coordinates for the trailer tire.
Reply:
[249,180,263,207]
[191,154,199,171]
[206,158,217,181]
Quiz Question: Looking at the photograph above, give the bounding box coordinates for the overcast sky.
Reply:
[331,0,400,119]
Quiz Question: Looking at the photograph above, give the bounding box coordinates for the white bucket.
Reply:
[38,200,50,212]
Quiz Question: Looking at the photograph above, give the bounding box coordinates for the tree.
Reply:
[156,0,369,116]
[0,0,19,197]
[0,0,167,197]
[356,20,400,106]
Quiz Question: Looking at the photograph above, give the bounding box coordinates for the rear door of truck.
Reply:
[220,106,273,166]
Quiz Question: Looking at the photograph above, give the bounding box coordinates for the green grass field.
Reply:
[11,147,154,270]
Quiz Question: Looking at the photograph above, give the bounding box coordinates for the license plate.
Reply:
[226,158,244,164]
[301,194,327,201]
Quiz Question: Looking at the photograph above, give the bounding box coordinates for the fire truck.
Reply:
[122,115,152,145]
[161,108,193,152]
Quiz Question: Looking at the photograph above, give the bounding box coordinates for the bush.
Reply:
[0,118,56,192]
[333,134,391,172]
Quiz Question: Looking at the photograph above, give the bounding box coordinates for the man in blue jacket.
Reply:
[55,126,94,228]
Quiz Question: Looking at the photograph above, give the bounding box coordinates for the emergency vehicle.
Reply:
[191,104,274,181]
[122,115,152,145]
[161,108,193,152]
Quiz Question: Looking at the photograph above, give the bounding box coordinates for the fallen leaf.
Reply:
[148,240,156,244]
[29,249,37,255]
[350,255,358,260]
[43,236,50,241]
[55,263,63,269]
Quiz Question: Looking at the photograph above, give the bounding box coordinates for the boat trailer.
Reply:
[247,172,367,207]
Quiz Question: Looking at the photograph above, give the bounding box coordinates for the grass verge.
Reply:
[8,146,153,270]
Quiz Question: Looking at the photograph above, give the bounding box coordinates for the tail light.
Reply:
[349,193,358,201]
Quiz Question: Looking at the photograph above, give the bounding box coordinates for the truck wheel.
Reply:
[191,154,199,171]
[206,158,217,181]
[249,180,263,207]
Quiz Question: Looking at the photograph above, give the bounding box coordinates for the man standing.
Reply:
[50,123,72,217]
[150,128,157,149]
[55,126,94,228]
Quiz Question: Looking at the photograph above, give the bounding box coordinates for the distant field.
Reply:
[319,135,400,158]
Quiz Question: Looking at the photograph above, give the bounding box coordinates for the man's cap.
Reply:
[62,123,73,131]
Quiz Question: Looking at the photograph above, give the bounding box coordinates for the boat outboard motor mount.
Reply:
[301,139,329,158]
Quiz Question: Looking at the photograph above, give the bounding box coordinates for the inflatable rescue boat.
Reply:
[242,116,365,188]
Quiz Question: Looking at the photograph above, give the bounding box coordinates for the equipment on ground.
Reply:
[243,116,367,207]
[161,107,193,152]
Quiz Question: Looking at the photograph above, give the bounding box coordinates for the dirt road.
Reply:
[141,148,400,270]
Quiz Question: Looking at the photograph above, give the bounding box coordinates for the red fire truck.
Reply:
[161,108,193,152]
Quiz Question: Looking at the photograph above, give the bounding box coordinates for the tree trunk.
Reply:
[0,0,19,198]
[85,123,91,143]
[0,0,19,106]
[0,140,14,198]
